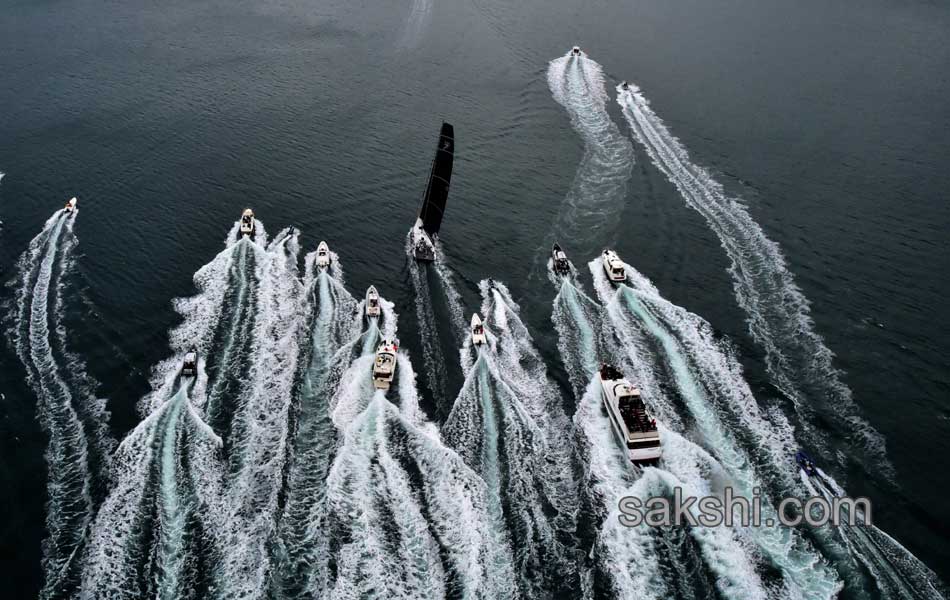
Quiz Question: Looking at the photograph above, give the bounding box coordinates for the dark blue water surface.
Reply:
[2,0,949,597]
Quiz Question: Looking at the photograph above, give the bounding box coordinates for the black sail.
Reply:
[418,122,454,235]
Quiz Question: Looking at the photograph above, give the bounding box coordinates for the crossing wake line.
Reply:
[6,207,115,599]
[616,82,888,473]
[547,50,634,259]
[442,279,581,599]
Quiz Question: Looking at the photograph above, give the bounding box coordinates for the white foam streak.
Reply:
[589,258,842,598]
[7,210,114,598]
[616,84,887,468]
[215,228,305,598]
[547,54,634,254]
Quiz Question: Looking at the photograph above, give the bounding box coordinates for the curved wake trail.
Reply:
[215,228,305,599]
[547,52,634,258]
[802,471,949,600]
[272,252,361,599]
[406,237,466,412]
[79,385,224,600]
[442,280,581,598]
[7,209,115,599]
[319,302,516,598]
[589,258,842,598]
[616,84,887,470]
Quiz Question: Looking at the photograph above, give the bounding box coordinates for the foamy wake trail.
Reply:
[321,306,516,598]
[575,376,770,599]
[589,258,842,598]
[616,84,888,470]
[441,280,580,598]
[546,52,634,257]
[140,221,262,416]
[802,471,949,600]
[272,253,361,598]
[398,0,432,48]
[213,228,304,598]
[549,268,605,398]
[406,236,466,409]
[6,209,115,599]
[553,278,767,599]
[79,385,224,600]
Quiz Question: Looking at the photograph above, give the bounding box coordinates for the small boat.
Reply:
[551,243,571,277]
[366,286,381,318]
[182,347,198,377]
[64,197,77,213]
[471,313,486,346]
[795,451,818,477]
[372,338,399,390]
[620,81,630,91]
[598,363,661,465]
[602,249,626,282]
[409,122,455,262]
[571,46,582,56]
[240,208,255,237]
[315,241,331,269]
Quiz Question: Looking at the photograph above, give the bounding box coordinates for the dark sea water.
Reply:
[2,0,949,598]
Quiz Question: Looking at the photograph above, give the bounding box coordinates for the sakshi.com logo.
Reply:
[617,487,873,528]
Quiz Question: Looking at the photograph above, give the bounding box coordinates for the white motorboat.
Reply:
[598,363,661,465]
[64,197,77,213]
[571,46,581,56]
[240,208,255,237]
[551,243,571,277]
[182,347,198,378]
[602,249,626,282]
[471,313,486,346]
[366,285,381,318]
[316,241,331,269]
[372,338,399,390]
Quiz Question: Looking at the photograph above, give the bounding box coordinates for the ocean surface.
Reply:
[1,0,949,598]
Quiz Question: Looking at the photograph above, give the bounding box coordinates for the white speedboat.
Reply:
[240,208,255,237]
[409,122,454,262]
[182,347,198,378]
[598,363,661,465]
[571,46,581,56]
[64,197,77,213]
[602,249,626,282]
[316,241,331,269]
[366,285,381,318]
[551,243,571,277]
[372,338,399,390]
[471,313,486,346]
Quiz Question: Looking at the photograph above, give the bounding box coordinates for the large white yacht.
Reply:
[598,363,661,465]
[372,338,399,390]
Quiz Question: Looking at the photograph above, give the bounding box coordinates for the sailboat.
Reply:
[409,122,454,262]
